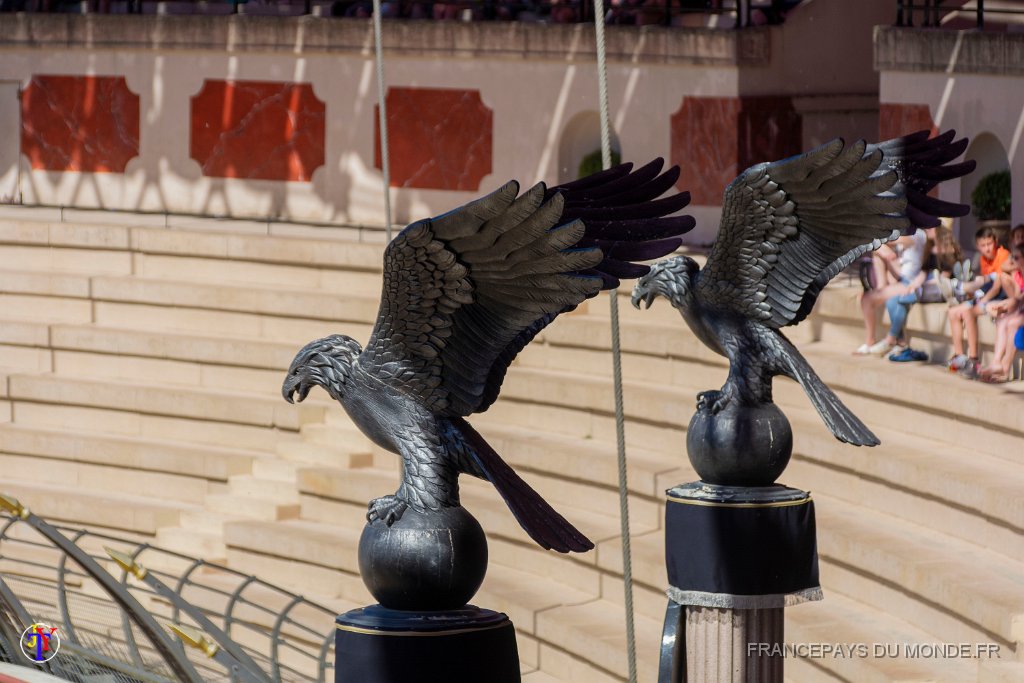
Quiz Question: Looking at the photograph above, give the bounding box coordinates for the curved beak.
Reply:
[631,283,656,310]
[282,374,311,404]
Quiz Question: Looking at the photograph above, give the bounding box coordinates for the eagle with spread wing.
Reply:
[631,130,975,447]
[283,160,693,553]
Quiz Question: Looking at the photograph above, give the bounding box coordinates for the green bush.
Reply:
[971,170,1011,221]
[578,148,621,179]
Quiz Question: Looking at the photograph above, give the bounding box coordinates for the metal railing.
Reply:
[0,0,799,28]
[896,1,1024,29]
[0,498,336,682]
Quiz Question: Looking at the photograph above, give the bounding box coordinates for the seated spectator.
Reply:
[856,227,929,356]
[979,242,1024,383]
[606,0,665,25]
[886,225,959,362]
[941,225,1011,378]
[548,0,579,23]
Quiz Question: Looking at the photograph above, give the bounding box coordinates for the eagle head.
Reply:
[631,256,699,311]
[282,334,363,404]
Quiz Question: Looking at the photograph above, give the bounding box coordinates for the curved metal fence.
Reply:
[0,497,336,682]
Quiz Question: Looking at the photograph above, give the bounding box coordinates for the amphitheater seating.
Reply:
[0,207,1021,682]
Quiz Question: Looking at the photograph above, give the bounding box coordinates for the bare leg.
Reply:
[948,305,966,356]
[966,305,983,359]
[861,285,905,346]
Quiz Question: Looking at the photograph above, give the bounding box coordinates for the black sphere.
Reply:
[358,505,488,611]
[687,402,793,486]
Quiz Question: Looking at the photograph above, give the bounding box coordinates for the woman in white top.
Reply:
[856,228,930,355]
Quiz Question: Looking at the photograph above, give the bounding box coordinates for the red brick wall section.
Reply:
[879,103,938,141]
[21,75,140,173]
[375,87,493,191]
[190,80,325,182]
[671,96,801,206]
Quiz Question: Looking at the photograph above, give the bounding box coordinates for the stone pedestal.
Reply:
[335,605,520,683]
[658,483,820,683]
[336,505,520,683]
[684,606,783,682]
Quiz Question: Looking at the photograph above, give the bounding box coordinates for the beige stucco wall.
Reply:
[0,16,747,235]
[0,4,891,240]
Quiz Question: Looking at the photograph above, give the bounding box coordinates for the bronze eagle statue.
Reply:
[283,160,693,553]
[631,130,975,447]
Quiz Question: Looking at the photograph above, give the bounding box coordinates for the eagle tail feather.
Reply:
[454,419,594,553]
[783,343,880,447]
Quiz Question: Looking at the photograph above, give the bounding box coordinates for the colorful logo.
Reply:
[20,623,60,663]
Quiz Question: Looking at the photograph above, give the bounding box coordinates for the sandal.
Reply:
[981,373,1009,384]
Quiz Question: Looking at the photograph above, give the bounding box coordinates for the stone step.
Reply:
[788,435,1024,565]
[813,493,1024,648]
[0,343,52,373]
[132,252,382,296]
[153,527,227,562]
[222,518,370,604]
[0,452,216,505]
[535,598,662,682]
[0,424,267,486]
[128,224,384,272]
[0,293,93,325]
[0,244,132,276]
[0,480,198,535]
[251,457,303,481]
[785,590,980,683]
[980,661,1024,683]
[228,474,301,503]
[477,562,596,637]
[92,300,373,346]
[49,348,283,397]
[6,373,319,432]
[276,439,374,469]
[0,269,91,299]
[178,509,245,535]
[49,323,297,370]
[9,400,296,453]
[90,275,380,325]
[224,543,370,605]
[205,493,301,522]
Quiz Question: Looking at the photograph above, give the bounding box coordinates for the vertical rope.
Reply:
[591,4,637,683]
[372,0,393,242]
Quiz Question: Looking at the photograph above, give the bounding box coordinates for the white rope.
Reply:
[591,4,637,683]
[372,0,393,242]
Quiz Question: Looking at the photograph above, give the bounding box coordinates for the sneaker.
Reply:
[947,354,970,372]
[959,258,973,282]
[868,339,895,356]
[937,274,955,304]
[889,347,928,362]
[853,344,873,356]
[959,358,980,380]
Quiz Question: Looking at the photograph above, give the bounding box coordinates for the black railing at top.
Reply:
[1,0,801,29]
[896,1,1024,30]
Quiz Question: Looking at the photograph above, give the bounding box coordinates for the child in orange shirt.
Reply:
[942,226,1011,377]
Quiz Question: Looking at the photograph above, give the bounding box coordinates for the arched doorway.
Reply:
[556,111,621,184]
[959,132,1010,251]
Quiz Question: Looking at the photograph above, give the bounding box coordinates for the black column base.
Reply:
[335,604,520,683]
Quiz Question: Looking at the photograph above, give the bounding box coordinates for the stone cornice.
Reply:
[875,25,1024,76]
[0,14,770,66]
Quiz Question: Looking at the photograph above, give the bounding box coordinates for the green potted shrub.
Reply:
[578,148,621,179]
[972,170,1011,245]
[972,169,1011,221]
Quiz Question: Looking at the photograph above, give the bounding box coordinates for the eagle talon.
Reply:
[697,389,733,414]
[367,496,409,526]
